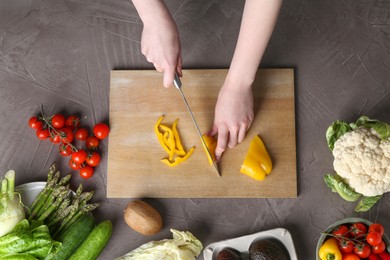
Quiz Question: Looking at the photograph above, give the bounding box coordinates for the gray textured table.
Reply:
[0,1,389,259]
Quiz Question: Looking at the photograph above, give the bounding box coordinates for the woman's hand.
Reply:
[133,0,182,87]
[208,81,254,161]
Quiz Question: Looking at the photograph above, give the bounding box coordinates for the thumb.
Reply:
[163,66,176,88]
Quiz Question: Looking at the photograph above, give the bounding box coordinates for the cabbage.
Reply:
[0,170,25,237]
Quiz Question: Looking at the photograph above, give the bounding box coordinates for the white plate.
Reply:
[203,228,297,260]
[15,182,46,208]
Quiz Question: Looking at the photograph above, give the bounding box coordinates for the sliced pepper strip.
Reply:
[159,124,186,156]
[154,116,171,155]
[172,119,185,154]
[161,147,195,167]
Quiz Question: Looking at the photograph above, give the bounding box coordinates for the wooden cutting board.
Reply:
[107,69,296,198]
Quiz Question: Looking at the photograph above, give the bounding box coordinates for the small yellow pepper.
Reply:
[318,237,342,260]
[240,135,272,181]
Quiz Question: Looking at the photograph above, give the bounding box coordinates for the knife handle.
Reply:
[173,73,182,89]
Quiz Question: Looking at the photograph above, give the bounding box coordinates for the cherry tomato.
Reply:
[93,123,110,140]
[367,231,382,246]
[66,115,80,129]
[75,128,89,141]
[50,133,61,143]
[29,116,43,130]
[368,252,381,260]
[86,152,101,167]
[339,239,354,254]
[350,222,367,238]
[79,165,94,179]
[86,136,100,150]
[58,127,74,143]
[69,159,81,170]
[354,244,371,258]
[59,144,73,156]
[342,253,360,260]
[333,225,350,237]
[36,129,50,140]
[372,241,386,254]
[369,223,385,237]
[51,114,65,129]
[71,149,87,164]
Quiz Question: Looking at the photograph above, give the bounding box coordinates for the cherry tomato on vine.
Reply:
[86,136,99,150]
[333,225,350,237]
[372,241,386,254]
[69,159,81,170]
[93,123,110,140]
[50,133,61,144]
[36,129,50,140]
[79,165,94,179]
[51,114,65,129]
[339,239,354,254]
[369,223,385,237]
[350,222,367,238]
[59,127,74,143]
[354,244,371,258]
[65,115,80,129]
[75,128,89,141]
[86,152,101,167]
[71,149,87,164]
[59,144,73,156]
[366,231,382,246]
[342,253,360,260]
[29,116,43,130]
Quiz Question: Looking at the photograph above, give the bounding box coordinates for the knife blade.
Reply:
[173,73,221,176]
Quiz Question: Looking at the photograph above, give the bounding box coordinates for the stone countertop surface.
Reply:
[0,0,389,259]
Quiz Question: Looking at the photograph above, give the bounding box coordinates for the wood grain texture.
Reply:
[108,69,296,198]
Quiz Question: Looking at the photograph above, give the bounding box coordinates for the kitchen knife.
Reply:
[173,73,221,176]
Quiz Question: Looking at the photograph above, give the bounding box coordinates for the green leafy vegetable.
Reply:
[324,174,361,202]
[325,120,352,150]
[0,219,61,258]
[351,115,390,139]
[0,170,25,237]
[355,195,382,212]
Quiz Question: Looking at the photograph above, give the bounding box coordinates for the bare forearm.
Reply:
[226,0,282,88]
[132,0,173,25]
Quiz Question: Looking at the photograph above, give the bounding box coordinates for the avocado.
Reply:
[217,248,242,260]
[249,239,290,260]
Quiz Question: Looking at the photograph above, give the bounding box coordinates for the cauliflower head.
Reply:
[333,127,390,196]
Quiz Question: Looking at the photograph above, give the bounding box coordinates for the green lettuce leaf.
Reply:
[325,120,352,150]
[350,116,390,139]
[324,174,361,202]
[355,195,382,212]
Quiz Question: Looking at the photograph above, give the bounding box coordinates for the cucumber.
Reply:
[69,220,113,260]
[45,214,95,260]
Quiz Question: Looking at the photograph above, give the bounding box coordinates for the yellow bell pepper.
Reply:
[201,134,217,165]
[318,237,342,260]
[154,115,194,166]
[240,135,272,181]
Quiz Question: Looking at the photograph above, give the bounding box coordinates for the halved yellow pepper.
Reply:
[201,134,217,165]
[240,135,272,181]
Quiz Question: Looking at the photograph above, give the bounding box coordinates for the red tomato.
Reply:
[59,127,74,143]
[343,253,360,260]
[29,116,43,130]
[65,115,80,129]
[368,252,381,260]
[59,144,73,156]
[372,241,386,254]
[350,222,367,238]
[50,133,61,144]
[354,244,371,258]
[51,114,65,129]
[79,166,94,179]
[69,159,81,170]
[369,223,385,237]
[71,149,87,164]
[367,231,382,246]
[339,239,354,253]
[75,128,89,141]
[86,152,101,167]
[86,136,100,149]
[36,129,50,140]
[93,123,110,140]
[333,225,350,237]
